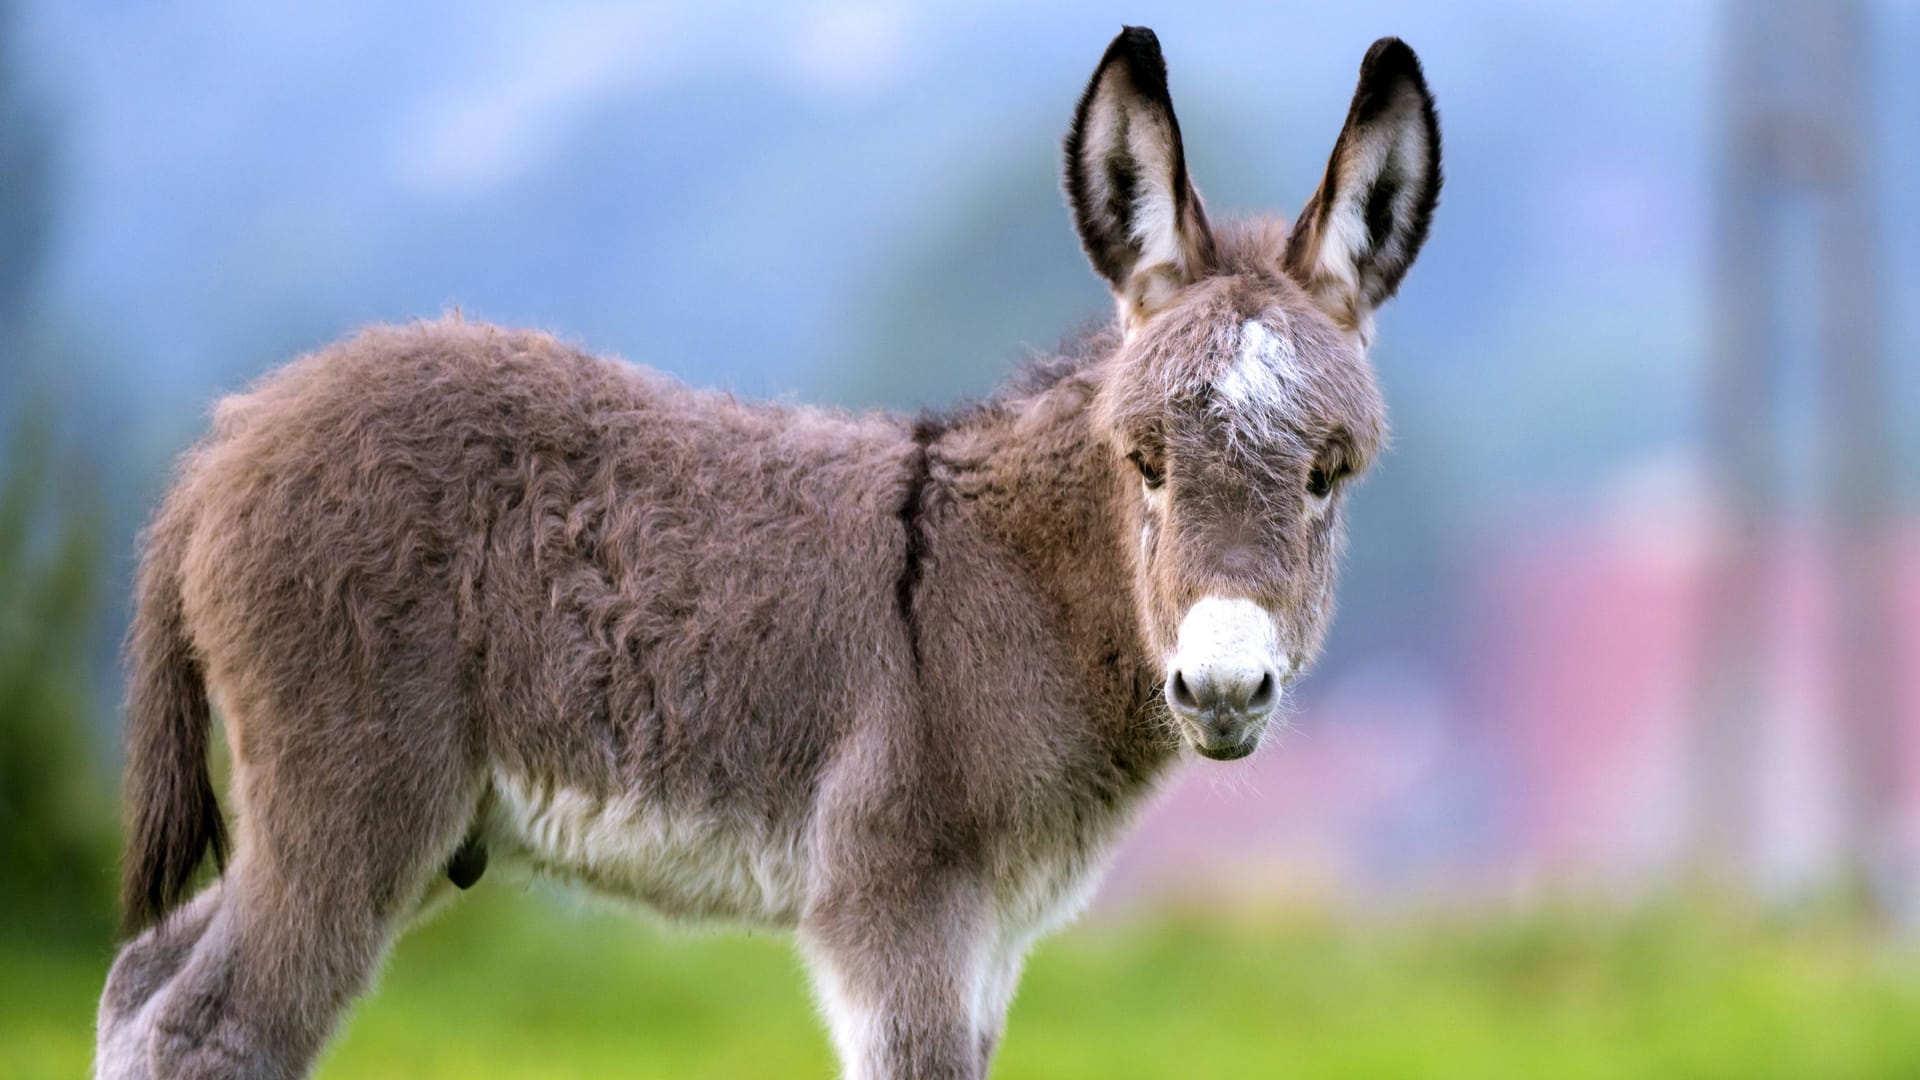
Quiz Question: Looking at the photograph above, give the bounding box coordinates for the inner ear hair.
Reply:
[1064,26,1216,319]
[1283,37,1442,336]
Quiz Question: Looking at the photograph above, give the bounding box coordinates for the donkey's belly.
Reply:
[486,770,810,927]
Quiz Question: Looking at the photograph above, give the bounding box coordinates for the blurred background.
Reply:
[3,0,1917,1076]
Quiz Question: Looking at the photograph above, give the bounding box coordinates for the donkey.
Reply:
[96,26,1440,1080]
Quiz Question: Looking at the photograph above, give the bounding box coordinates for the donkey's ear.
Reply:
[1283,37,1441,339]
[1064,26,1216,327]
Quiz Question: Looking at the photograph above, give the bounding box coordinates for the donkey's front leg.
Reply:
[972,934,1032,1070]
[802,880,992,1080]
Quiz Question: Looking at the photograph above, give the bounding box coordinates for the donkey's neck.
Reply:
[925,355,1176,779]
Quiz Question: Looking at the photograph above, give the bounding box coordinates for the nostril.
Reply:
[1169,670,1200,712]
[1247,670,1277,712]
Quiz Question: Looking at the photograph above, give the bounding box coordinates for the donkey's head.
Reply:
[1067,28,1440,760]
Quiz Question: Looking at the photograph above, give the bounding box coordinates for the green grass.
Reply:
[9,890,1920,1078]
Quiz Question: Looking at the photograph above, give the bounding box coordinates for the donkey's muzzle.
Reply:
[1166,664,1277,760]
[1165,596,1286,760]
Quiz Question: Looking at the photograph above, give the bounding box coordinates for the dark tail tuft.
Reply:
[118,505,227,937]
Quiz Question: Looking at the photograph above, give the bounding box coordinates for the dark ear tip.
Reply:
[1104,25,1168,87]
[1360,36,1426,87]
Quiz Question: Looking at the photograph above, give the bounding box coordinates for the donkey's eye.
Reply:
[1128,450,1165,490]
[1307,444,1352,500]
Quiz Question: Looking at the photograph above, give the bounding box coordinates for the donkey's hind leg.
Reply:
[143,699,479,1079]
[96,883,226,1080]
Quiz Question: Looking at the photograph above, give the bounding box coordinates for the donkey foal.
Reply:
[97,27,1442,1080]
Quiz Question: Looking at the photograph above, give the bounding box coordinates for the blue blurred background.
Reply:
[3,1,1918,1075]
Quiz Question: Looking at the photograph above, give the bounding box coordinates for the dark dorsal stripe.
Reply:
[895,416,944,670]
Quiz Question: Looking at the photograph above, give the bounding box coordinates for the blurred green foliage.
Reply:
[0,419,115,933]
[8,888,1919,1079]
[0,0,119,938]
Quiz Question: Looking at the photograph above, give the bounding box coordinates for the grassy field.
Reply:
[9,889,1920,1079]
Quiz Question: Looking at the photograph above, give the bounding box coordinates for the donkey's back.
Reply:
[131,318,922,929]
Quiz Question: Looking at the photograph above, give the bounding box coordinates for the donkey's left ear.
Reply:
[1065,27,1216,328]
[1283,38,1442,340]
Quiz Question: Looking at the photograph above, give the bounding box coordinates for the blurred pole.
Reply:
[1695,0,1902,921]
[1693,0,1776,895]
[0,0,52,339]
[1805,0,1903,922]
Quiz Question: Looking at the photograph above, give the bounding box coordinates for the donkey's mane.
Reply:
[908,321,1121,441]
[997,322,1122,402]
[910,220,1288,438]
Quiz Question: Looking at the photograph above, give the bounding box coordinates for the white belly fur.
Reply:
[487,769,812,927]
[487,771,1127,942]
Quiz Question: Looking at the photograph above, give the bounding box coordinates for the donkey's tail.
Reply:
[119,499,227,936]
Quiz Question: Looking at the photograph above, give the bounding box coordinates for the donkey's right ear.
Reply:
[1064,27,1216,330]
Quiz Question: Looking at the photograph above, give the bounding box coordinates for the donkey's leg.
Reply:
[802,880,993,1080]
[96,884,226,1080]
[972,935,1031,1071]
[145,699,478,1080]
